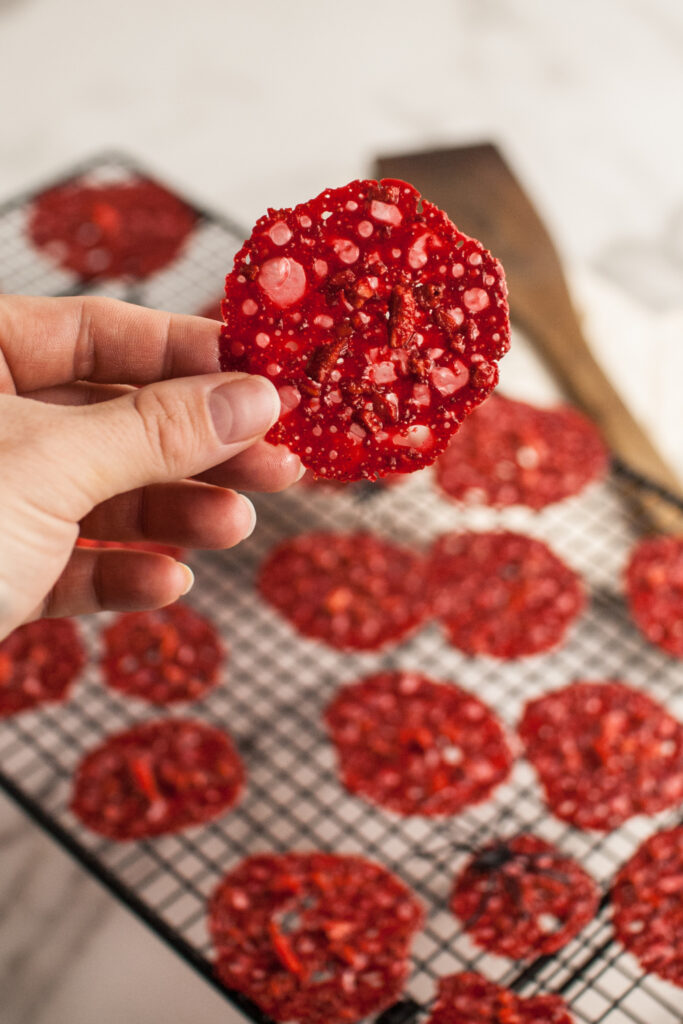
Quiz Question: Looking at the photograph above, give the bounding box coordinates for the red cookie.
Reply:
[426,972,574,1024]
[209,851,423,1024]
[324,671,512,816]
[28,179,196,279]
[429,531,584,658]
[77,537,185,560]
[219,178,509,481]
[71,719,243,840]
[625,535,683,658]
[435,393,608,509]
[612,826,683,987]
[450,834,599,958]
[0,619,85,717]
[258,532,430,652]
[519,680,683,831]
[101,603,223,705]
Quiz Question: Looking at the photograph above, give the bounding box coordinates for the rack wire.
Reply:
[1,154,683,1024]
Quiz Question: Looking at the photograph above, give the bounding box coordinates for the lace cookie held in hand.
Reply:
[209,852,423,1024]
[219,179,510,481]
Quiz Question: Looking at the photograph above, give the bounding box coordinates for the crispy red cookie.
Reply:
[28,178,196,279]
[71,719,243,840]
[429,531,584,658]
[625,536,683,658]
[219,178,509,481]
[435,393,608,509]
[612,826,683,987]
[450,834,599,958]
[427,972,574,1024]
[258,532,430,651]
[209,851,423,1024]
[0,619,85,717]
[77,538,185,560]
[101,603,223,704]
[324,671,512,815]
[519,680,683,831]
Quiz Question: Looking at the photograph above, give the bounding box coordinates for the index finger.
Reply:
[0,294,222,392]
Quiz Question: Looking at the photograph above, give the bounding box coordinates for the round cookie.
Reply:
[209,851,423,1024]
[325,671,512,815]
[259,532,430,652]
[220,178,509,480]
[519,680,683,830]
[71,719,243,840]
[429,531,584,658]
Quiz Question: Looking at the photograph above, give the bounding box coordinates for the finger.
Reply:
[196,440,304,492]
[24,381,135,405]
[7,371,281,519]
[0,294,222,392]
[39,549,194,619]
[79,481,256,549]
[28,385,303,492]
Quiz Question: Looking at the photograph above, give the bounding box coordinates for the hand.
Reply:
[0,295,301,638]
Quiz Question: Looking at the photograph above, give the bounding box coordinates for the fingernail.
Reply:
[241,495,257,538]
[209,376,280,444]
[178,564,195,595]
[295,460,307,482]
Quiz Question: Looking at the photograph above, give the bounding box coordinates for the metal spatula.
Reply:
[376,143,683,532]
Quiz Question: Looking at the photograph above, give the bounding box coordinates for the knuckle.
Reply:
[132,386,197,477]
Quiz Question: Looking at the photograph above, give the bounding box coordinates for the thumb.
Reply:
[31,372,281,517]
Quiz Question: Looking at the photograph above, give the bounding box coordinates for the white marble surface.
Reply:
[0,0,682,1021]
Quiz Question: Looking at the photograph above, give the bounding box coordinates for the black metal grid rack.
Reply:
[1,154,683,1024]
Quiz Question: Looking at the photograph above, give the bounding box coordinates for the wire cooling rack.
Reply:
[1,154,683,1024]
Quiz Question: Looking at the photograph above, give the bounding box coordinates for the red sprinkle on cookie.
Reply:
[612,826,683,987]
[324,671,512,816]
[220,178,509,481]
[519,680,683,830]
[625,535,683,658]
[426,972,574,1024]
[209,852,423,1024]
[429,531,584,659]
[450,834,599,958]
[435,393,608,509]
[28,179,196,279]
[0,619,85,717]
[101,603,224,705]
[258,532,430,651]
[71,719,243,840]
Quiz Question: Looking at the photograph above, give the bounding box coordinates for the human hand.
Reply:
[0,295,301,639]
